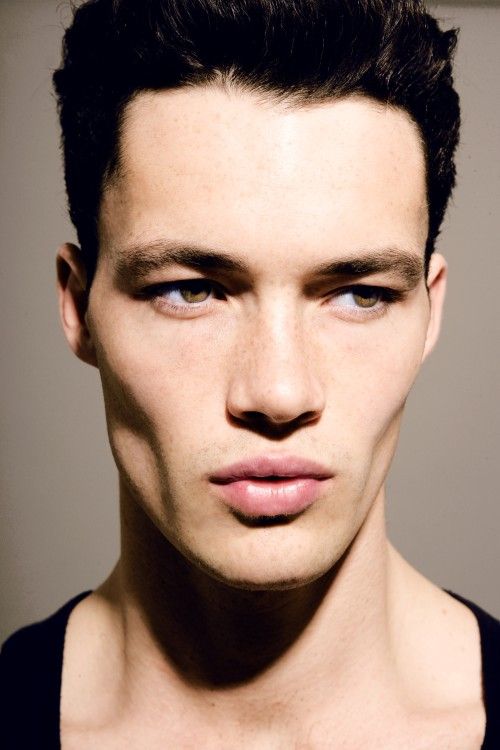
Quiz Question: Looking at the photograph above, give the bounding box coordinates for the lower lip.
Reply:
[213,477,328,518]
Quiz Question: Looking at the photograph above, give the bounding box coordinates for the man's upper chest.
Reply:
[61,701,486,750]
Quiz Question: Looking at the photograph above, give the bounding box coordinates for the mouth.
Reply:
[232,510,302,528]
[209,456,334,519]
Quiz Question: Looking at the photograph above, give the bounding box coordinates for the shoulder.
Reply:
[446,590,500,748]
[448,590,500,634]
[389,551,491,723]
[1,590,93,675]
[0,591,92,747]
[447,590,500,675]
[447,592,500,688]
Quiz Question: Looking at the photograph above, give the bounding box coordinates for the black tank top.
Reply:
[1,590,499,748]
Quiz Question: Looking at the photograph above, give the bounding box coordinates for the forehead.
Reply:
[100,87,428,262]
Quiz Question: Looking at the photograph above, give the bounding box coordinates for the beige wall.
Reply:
[0,1,498,640]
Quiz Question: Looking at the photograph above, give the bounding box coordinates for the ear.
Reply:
[421,252,447,363]
[56,243,98,367]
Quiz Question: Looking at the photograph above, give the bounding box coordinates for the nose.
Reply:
[226,303,325,430]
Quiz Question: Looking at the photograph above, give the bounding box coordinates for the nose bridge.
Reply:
[227,295,325,424]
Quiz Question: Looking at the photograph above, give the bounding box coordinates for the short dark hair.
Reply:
[53,0,460,282]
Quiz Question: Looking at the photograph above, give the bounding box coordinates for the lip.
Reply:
[210,455,333,483]
[209,455,334,518]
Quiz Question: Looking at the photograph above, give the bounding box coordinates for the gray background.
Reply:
[0,0,498,641]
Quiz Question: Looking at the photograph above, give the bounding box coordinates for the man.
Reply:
[1,0,499,747]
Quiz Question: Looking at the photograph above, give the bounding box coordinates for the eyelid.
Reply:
[140,278,225,316]
[328,283,403,301]
[142,279,401,296]
[139,278,406,318]
[324,284,406,321]
[141,278,224,298]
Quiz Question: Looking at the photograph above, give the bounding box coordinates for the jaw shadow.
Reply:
[141,540,344,688]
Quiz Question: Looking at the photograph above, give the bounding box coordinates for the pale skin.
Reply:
[57,88,486,748]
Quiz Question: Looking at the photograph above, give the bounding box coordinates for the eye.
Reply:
[336,286,385,309]
[146,279,222,310]
[169,279,213,304]
[328,285,402,319]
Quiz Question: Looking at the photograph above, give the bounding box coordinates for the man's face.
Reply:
[69,88,445,588]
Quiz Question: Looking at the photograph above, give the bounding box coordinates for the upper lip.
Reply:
[209,455,334,484]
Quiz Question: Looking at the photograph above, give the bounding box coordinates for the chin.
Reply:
[206,567,327,592]
[186,536,342,592]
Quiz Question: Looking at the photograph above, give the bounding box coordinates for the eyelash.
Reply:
[328,285,404,320]
[142,279,225,315]
[141,279,404,319]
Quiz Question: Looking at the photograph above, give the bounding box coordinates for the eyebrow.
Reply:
[114,241,247,282]
[312,248,424,286]
[113,239,424,287]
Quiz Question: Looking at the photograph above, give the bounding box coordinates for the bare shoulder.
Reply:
[388,546,486,745]
[61,581,125,733]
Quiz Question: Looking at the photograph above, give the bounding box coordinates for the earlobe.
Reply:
[422,252,448,362]
[56,243,98,367]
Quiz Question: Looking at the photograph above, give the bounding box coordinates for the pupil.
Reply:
[353,290,378,308]
[181,281,210,303]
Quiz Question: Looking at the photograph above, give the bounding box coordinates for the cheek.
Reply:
[90,311,234,522]
[92,308,232,446]
[319,313,428,445]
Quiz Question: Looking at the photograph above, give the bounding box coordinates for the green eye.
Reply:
[178,280,212,303]
[330,285,399,317]
[148,278,217,307]
[351,288,380,308]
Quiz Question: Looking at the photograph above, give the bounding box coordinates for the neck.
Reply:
[98,484,406,726]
